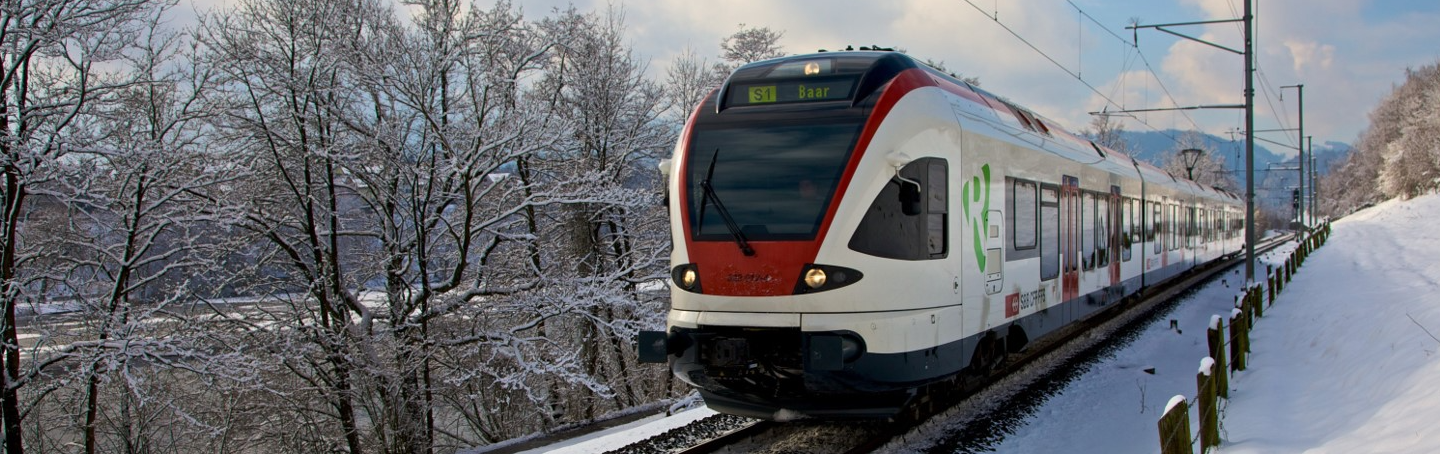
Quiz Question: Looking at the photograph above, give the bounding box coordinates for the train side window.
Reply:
[1169,204,1180,251]
[849,158,947,260]
[1012,180,1038,250]
[1039,185,1059,281]
[1122,198,1133,262]
[1152,201,1162,254]
[1081,192,1095,270]
[927,160,948,256]
[1097,196,1110,267]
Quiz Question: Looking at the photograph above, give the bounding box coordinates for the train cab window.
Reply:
[849,158,948,260]
[1012,180,1038,250]
[1082,192,1096,270]
[1039,185,1060,281]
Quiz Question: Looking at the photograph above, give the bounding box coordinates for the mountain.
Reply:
[1115,129,1350,176]
[1113,129,1351,214]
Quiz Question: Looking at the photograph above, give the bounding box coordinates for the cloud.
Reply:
[1284,40,1335,72]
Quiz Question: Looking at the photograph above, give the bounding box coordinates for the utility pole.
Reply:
[1309,136,1316,221]
[1282,84,1304,229]
[1124,0,1255,282]
[1243,0,1255,283]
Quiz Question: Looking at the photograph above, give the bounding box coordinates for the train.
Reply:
[637,50,1245,420]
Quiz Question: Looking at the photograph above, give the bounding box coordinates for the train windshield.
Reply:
[686,118,864,241]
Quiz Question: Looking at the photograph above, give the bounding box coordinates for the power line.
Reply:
[1225,0,1299,150]
[961,0,1183,143]
[1064,0,1205,134]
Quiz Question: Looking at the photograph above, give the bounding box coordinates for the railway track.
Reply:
[617,235,1295,454]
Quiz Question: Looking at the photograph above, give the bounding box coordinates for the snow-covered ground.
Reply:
[1220,194,1440,453]
[508,193,1440,453]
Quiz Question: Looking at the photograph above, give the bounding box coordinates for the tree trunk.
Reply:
[2,167,26,454]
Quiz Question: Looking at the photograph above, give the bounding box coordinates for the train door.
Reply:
[1061,176,1079,303]
[1109,186,1121,286]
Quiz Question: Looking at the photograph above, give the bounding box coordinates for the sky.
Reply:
[178,0,1440,158]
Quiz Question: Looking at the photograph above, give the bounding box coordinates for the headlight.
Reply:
[793,264,863,294]
[671,264,702,293]
[804,268,827,288]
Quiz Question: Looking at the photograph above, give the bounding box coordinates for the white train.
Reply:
[638,51,1244,419]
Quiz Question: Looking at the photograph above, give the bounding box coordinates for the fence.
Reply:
[1158,222,1331,454]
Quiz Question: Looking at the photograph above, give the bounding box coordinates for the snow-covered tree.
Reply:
[1162,131,1236,191]
[0,1,174,452]
[1088,114,1131,155]
[1324,61,1440,216]
[719,24,786,69]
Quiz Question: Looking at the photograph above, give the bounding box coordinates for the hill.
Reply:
[1117,130,1351,214]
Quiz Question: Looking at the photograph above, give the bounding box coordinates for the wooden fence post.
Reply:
[1286,256,1293,284]
[1207,316,1228,398]
[1267,270,1278,305]
[1230,309,1246,371]
[1254,282,1265,317]
[1197,358,1220,452]
[1158,395,1193,454]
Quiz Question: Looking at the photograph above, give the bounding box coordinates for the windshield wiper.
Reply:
[698,148,755,256]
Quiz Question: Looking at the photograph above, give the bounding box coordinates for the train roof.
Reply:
[728,51,1241,204]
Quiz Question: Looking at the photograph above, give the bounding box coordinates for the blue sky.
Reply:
[183,0,1440,157]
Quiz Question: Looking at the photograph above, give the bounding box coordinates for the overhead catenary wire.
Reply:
[1223,0,1299,151]
[966,0,1245,148]
[1065,0,1206,135]
[961,0,1185,144]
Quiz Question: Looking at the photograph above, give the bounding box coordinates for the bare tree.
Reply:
[537,4,674,421]
[1088,114,1131,155]
[1162,131,1236,190]
[718,24,785,71]
[665,47,725,120]
[197,0,375,450]
[0,1,171,452]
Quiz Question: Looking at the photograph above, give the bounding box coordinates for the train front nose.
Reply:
[645,325,909,419]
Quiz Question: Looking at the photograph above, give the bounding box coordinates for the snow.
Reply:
[1219,194,1440,453]
[1199,357,1214,376]
[1164,395,1188,414]
[503,193,1440,454]
[891,193,1440,453]
[503,406,718,454]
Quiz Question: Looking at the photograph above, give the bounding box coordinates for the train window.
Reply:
[1012,180,1038,250]
[1097,196,1109,267]
[927,161,948,256]
[1169,204,1180,251]
[1082,192,1095,270]
[849,158,948,260]
[1122,198,1133,262]
[1188,207,1198,247]
[1152,201,1162,254]
[687,120,862,241]
[1040,185,1059,281]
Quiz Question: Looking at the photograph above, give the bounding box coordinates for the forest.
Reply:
[1319,62,1440,216]
[0,0,785,452]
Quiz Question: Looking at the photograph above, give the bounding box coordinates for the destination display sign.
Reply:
[729,78,856,106]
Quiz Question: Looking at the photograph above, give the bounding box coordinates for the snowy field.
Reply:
[1220,194,1440,453]
[510,193,1440,453]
